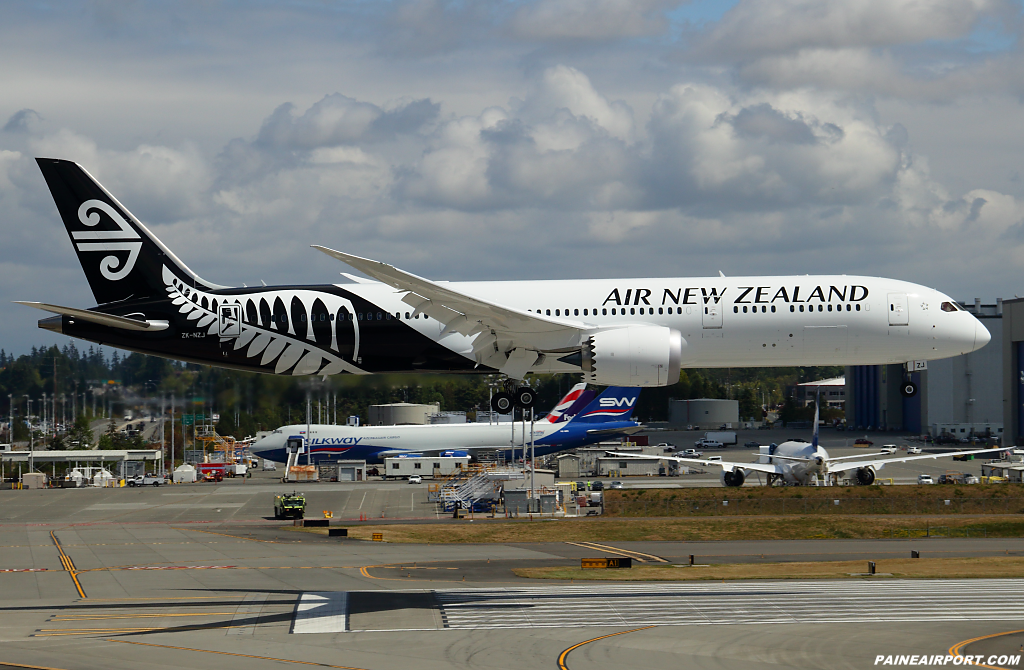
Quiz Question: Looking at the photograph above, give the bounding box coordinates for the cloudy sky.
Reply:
[2,0,1023,356]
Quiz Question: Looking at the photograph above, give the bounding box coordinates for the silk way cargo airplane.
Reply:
[612,396,999,487]
[251,383,643,464]
[20,158,989,412]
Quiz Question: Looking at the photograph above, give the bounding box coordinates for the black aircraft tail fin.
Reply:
[35,157,225,305]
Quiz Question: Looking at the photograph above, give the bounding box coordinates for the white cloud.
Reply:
[697,0,1003,60]
[510,0,675,41]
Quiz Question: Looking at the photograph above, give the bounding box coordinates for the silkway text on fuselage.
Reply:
[602,285,870,307]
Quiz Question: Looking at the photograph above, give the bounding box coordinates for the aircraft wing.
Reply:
[829,448,1002,473]
[312,246,585,377]
[606,452,784,475]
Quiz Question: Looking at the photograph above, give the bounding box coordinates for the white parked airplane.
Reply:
[24,158,990,411]
[612,400,999,486]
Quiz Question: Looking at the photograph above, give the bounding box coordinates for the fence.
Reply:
[603,497,1024,517]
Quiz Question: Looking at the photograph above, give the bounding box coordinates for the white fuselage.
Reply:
[336,275,988,371]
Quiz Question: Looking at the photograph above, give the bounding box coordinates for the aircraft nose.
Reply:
[974,320,991,352]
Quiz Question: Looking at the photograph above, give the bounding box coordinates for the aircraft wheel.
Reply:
[491,392,514,414]
[900,381,918,398]
[514,387,536,410]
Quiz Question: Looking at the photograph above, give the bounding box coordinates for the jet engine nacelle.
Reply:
[720,469,745,487]
[582,326,684,387]
[855,467,876,485]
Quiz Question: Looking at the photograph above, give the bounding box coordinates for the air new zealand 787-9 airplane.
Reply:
[20,158,990,410]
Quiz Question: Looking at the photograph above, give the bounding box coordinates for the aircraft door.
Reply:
[702,303,722,329]
[219,303,242,337]
[887,293,909,326]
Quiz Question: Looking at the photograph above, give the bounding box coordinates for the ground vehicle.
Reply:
[590,480,604,491]
[575,481,587,491]
[694,438,725,449]
[964,475,980,484]
[126,474,164,487]
[274,492,306,519]
[880,445,898,454]
[609,481,624,489]
[907,446,922,455]
[917,474,934,485]
[705,456,723,463]
[744,441,760,448]
[408,474,422,484]
[704,431,737,445]
[854,438,873,446]
[953,453,975,461]
[681,449,703,458]
[202,471,224,483]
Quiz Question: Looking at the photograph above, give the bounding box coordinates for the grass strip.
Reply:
[293,515,1024,543]
[513,556,1024,581]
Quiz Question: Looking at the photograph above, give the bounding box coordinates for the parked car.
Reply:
[694,439,724,449]
[705,456,723,463]
[744,441,760,448]
[907,446,922,454]
[408,474,422,484]
[880,445,898,454]
[609,481,624,490]
[575,481,587,492]
[964,475,980,484]
[854,438,873,446]
[917,474,934,485]
[590,480,604,491]
[680,449,703,458]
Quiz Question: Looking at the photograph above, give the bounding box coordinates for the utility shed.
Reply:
[384,456,469,479]
[596,456,661,477]
[556,454,581,479]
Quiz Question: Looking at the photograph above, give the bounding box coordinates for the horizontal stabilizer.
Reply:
[14,301,168,332]
[587,424,646,437]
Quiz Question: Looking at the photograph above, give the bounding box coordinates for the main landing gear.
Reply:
[491,380,536,413]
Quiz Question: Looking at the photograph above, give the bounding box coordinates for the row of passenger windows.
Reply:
[734,304,862,314]
[263,311,436,324]
[529,307,686,317]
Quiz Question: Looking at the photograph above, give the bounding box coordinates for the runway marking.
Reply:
[949,628,1024,670]
[0,662,71,670]
[293,592,348,634]
[171,527,281,543]
[0,568,50,572]
[565,541,668,563]
[105,639,371,669]
[50,612,242,621]
[50,531,85,599]
[290,579,1024,633]
[557,626,656,670]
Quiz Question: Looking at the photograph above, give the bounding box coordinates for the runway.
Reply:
[295,579,1024,632]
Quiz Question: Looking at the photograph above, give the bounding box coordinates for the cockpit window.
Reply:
[940,301,959,312]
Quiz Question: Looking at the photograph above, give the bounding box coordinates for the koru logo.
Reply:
[72,199,142,281]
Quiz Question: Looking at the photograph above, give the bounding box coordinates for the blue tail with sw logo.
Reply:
[570,387,640,423]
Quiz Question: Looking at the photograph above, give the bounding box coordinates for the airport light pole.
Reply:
[7,394,12,445]
[25,396,32,475]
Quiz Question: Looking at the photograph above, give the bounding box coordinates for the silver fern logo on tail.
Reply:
[72,199,142,281]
